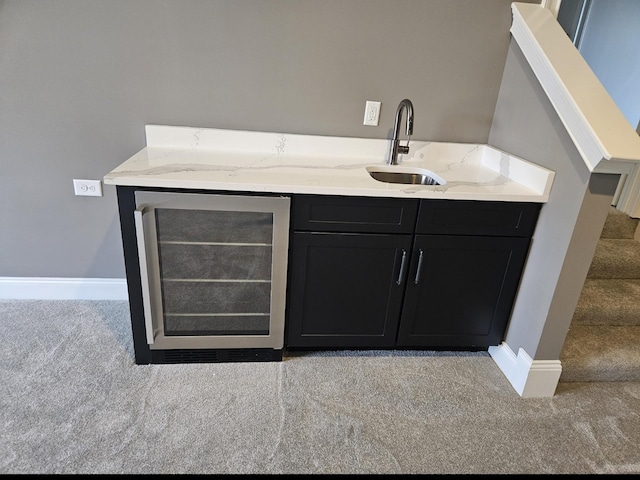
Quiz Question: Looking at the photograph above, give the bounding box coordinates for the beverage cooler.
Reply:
[127,190,290,363]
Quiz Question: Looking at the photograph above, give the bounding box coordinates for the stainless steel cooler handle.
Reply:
[134,207,155,345]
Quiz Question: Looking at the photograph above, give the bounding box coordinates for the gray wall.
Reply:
[557,0,640,129]
[489,39,619,360]
[577,0,640,130]
[0,0,538,279]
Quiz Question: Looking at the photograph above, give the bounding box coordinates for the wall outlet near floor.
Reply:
[73,179,103,197]
[363,101,381,126]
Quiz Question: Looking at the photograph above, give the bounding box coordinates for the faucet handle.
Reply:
[398,133,411,155]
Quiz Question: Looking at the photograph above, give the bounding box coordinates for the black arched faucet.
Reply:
[390,99,414,165]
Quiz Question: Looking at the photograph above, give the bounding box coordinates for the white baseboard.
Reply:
[0,277,128,300]
[488,342,562,398]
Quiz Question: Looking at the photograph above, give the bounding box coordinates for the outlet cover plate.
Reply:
[363,101,381,126]
[73,179,103,197]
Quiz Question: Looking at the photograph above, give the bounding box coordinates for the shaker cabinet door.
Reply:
[286,232,412,348]
[396,234,530,348]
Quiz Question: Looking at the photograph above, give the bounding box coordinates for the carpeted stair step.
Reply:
[600,206,639,239]
[559,207,640,383]
[572,278,640,326]
[587,238,640,279]
[559,325,640,382]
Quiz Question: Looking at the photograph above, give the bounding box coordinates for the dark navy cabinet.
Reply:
[286,195,540,350]
[286,195,419,348]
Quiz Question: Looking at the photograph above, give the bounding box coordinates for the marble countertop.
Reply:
[104,125,555,202]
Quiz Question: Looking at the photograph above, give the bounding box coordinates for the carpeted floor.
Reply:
[1,299,640,474]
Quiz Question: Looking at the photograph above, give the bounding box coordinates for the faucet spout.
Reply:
[390,99,414,165]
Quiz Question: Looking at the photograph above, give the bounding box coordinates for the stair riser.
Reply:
[572,309,640,326]
[600,208,640,239]
[587,239,640,279]
[588,266,640,279]
[559,325,640,383]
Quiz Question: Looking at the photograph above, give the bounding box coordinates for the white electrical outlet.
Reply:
[73,179,103,197]
[363,101,381,126]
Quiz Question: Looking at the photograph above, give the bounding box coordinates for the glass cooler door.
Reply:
[134,191,290,350]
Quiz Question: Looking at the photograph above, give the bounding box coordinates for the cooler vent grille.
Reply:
[154,349,281,364]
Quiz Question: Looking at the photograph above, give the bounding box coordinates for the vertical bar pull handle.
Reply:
[414,249,425,284]
[134,207,155,345]
[396,249,407,285]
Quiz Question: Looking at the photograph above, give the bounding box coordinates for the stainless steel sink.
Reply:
[366,166,446,186]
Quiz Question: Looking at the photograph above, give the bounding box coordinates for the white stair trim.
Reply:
[489,342,562,398]
[0,277,128,300]
[511,3,640,174]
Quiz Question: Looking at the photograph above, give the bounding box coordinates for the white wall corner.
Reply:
[616,163,640,219]
[0,277,128,300]
[541,0,562,18]
[488,342,562,398]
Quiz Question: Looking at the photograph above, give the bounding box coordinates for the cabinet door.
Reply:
[396,234,530,348]
[286,232,413,348]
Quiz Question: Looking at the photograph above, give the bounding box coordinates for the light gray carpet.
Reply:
[2,300,640,474]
